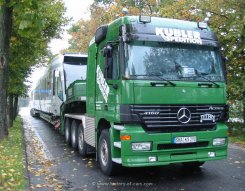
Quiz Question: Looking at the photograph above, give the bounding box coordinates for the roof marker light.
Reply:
[198,22,208,29]
[139,15,151,23]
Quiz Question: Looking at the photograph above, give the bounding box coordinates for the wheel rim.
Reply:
[78,127,84,151]
[100,139,108,167]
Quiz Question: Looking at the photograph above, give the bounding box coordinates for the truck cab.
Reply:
[86,16,228,175]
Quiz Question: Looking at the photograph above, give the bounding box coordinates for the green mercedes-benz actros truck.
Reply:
[61,16,229,176]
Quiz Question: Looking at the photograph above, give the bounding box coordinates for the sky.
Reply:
[30,0,93,90]
[49,0,93,54]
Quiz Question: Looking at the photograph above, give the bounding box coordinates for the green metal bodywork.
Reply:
[66,80,86,103]
[65,16,228,167]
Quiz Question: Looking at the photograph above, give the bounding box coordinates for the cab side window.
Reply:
[104,44,119,80]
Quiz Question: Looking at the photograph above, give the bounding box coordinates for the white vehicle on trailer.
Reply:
[30,53,87,129]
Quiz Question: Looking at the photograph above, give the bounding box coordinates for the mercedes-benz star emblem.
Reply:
[177,108,191,124]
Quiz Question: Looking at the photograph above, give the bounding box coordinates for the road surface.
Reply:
[20,107,245,191]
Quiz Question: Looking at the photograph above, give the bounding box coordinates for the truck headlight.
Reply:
[213,138,226,146]
[132,142,152,151]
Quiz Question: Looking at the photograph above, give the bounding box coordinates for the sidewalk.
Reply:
[20,108,64,191]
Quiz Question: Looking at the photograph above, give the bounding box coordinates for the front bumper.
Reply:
[114,123,228,167]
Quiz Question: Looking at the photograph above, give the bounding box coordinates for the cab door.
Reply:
[95,44,120,120]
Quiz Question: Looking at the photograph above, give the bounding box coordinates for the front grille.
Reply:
[157,141,209,150]
[130,105,225,132]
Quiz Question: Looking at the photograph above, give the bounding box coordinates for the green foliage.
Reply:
[0,117,26,190]
[229,100,243,119]
[8,0,68,96]
[227,122,245,145]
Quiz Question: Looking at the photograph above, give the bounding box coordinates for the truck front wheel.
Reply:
[78,123,87,156]
[98,129,120,176]
[65,119,71,145]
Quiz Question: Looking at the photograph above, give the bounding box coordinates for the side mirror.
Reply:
[103,44,112,57]
[103,44,113,79]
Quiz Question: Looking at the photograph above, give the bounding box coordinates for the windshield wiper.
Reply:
[196,72,220,88]
[131,74,176,87]
[154,75,176,86]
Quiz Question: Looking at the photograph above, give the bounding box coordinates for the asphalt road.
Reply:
[20,107,245,191]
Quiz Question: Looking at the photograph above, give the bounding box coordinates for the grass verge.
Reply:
[227,122,245,146]
[0,117,26,191]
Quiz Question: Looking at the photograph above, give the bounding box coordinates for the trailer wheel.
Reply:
[182,161,205,168]
[71,120,78,150]
[98,129,120,176]
[78,123,87,156]
[65,118,71,145]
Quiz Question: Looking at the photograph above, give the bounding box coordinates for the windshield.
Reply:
[64,63,87,89]
[124,41,224,81]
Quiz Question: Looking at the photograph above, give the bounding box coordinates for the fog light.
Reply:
[132,142,151,151]
[148,156,157,162]
[213,138,226,146]
[208,152,216,157]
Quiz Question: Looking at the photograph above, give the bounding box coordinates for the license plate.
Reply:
[173,136,197,144]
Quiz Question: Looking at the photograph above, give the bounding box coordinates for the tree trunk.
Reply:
[243,89,245,127]
[6,97,10,129]
[7,94,14,128]
[0,1,13,139]
[13,95,18,119]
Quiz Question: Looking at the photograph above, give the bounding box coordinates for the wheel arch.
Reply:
[97,118,111,147]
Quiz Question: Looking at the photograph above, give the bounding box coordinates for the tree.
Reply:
[0,0,67,139]
[7,0,67,127]
[0,0,13,139]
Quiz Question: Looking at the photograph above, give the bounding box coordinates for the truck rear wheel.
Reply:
[65,118,71,145]
[78,123,87,156]
[182,161,205,168]
[71,120,78,150]
[98,129,120,176]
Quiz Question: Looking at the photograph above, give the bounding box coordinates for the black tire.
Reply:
[182,161,205,168]
[71,120,78,150]
[78,122,88,156]
[65,118,71,145]
[98,129,121,176]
